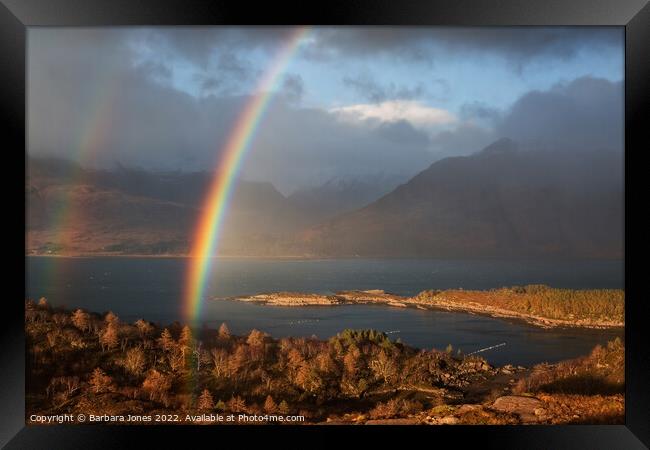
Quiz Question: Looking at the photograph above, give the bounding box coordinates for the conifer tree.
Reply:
[198,389,214,411]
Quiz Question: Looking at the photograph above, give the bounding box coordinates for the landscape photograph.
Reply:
[25,26,624,425]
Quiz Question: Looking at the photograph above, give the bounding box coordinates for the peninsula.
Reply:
[226,285,624,329]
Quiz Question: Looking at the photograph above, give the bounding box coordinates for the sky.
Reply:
[27,27,624,194]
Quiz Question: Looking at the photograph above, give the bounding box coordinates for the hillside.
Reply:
[288,174,406,223]
[26,158,310,255]
[26,138,624,259]
[295,139,623,258]
[25,300,625,425]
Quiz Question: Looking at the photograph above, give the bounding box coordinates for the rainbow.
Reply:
[48,76,119,247]
[183,26,310,323]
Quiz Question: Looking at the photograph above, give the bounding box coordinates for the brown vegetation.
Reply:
[235,285,624,329]
[25,299,624,425]
[415,285,624,325]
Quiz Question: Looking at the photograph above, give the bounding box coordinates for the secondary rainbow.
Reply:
[183,26,310,323]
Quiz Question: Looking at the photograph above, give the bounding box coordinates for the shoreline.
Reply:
[223,289,624,330]
[25,253,625,262]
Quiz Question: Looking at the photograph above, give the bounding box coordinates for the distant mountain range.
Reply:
[26,138,623,258]
[287,173,406,223]
[294,139,623,258]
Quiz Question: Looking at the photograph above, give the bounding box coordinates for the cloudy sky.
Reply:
[28,27,624,194]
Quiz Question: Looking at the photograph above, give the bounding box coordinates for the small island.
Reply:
[227,285,624,329]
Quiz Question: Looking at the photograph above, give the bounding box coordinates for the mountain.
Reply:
[27,139,624,259]
[26,158,308,255]
[293,139,623,258]
[287,173,407,222]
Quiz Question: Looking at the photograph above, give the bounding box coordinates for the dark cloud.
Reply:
[497,76,623,151]
[243,103,436,192]
[27,28,623,195]
[27,29,435,192]
[137,27,293,67]
[126,26,622,71]
[307,27,623,66]
[374,120,431,146]
[428,123,496,158]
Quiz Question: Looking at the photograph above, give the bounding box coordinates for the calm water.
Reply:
[26,257,623,366]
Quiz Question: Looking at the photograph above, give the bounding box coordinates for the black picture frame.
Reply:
[2,0,648,448]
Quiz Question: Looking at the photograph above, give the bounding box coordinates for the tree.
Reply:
[227,395,246,413]
[263,395,277,414]
[217,322,231,340]
[211,348,229,379]
[134,319,154,337]
[38,297,49,308]
[89,368,112,393]
[179,325,193,349]
[247,329,266,347]
[295,364,323,394]
[247,329,267,360]
[100,322,119,351]
[123,347,146,376]
[228,345,249,381]
[370,350,397,384]
[343,346,361,378]
[105,311,119,325]
[278,400,290,415]
[287,348,305,377]
[198,389,214,411]
[72,309,90,332]
[158,328,174,351]
[142,369,171,401]
[169,346,186,373]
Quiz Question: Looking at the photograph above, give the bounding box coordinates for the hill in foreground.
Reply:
[26,300,624,425]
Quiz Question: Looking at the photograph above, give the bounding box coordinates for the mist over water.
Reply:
[26,256,623,366]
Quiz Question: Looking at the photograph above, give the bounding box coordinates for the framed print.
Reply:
[1,0,648,448]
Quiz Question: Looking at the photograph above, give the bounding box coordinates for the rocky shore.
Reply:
[225,287,624,330]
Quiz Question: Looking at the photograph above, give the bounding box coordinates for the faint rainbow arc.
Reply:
[183,26,310,323]
[35,66,123,297]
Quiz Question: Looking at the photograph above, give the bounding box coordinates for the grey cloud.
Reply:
[374,120,431,146]
[342,73,429,103]
[460,102,502,126]
[429,123,496,159]
[196,74,222,94]
[119,26,622,73]
[27,29,435,192]
[139,27,296,67]
[307,27,623,66]
[282,74,304,104]
[497,76,623,151]
[242,103,435,193]
[27,28,623,195]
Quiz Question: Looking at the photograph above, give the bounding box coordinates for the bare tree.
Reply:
[123,347,146,376]
[89,368,113,393]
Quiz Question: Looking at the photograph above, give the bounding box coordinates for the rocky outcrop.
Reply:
[490,395,547,422]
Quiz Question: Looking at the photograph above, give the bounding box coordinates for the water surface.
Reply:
[26,256,623,366]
